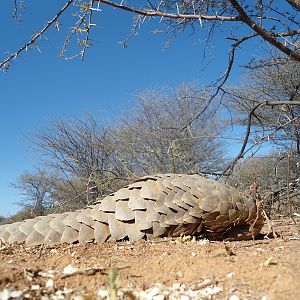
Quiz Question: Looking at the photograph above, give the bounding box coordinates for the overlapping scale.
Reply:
[94,222,110,242]
[0,173,264,246]
[115,200,135,221]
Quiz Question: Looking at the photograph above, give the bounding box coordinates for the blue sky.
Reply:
[0,1,264,216]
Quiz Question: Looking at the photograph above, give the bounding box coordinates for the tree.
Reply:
[227,153,300,214]
[220,52,300,174]
[11,85,227,213]
[11,169,54,216]
[1,0,300,73]
[222,53,300,213]
[0,209,33,225]
[31,116,124,205]
[114,85,226,175]
[0,215,7,225]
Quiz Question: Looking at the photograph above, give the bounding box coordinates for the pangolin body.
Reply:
[0,174,264,246]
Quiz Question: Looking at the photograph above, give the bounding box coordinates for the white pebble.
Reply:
[31,285,40,290]
[46,279,54,289]
[97,288,108,299]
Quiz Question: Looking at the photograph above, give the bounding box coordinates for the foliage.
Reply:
[3,1,300,216]
[227,152,300,214]
[115,85,225,175]
[12,85,226,214]
[0,215,8,225]
[10,169,54,216]
[0,209,33,225]
[226,54,300,152]
[31,116,121,205]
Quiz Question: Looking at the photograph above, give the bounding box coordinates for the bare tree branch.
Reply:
[223,101,300,175]
[229,0,300,62]
[1,1,300,70]
[97,0,241,21]
[285,0,300,11]
[0,0,75,70]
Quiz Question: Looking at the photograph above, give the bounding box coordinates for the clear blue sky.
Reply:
[0,1,263,216]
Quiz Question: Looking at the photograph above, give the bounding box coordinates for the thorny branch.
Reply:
[1,1,300,70]
[0,0,75,70]
[229,0,300,62]
[228,117,296,174]
[223,101,300,176]
[61,0,96,60]
[96,0,241,21]
[287,149,292,215]
[181,31,267,131]
[181,35,240,131]
[286,0,300,11]
[12,0,25,22]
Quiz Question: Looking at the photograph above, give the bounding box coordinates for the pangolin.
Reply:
[0,174,264,246]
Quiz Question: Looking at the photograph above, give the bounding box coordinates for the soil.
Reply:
[0,216,299,300]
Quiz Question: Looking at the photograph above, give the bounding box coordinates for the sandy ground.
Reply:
[0,216,299,300]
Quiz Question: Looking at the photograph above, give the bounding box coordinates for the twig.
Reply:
[229,0,300,62]
[262,210,277,239]
[287,149,292,216]
[2,1,300,69]
[61,1,95,60]
[222,100,300,175]
[61,267,106,278]
[61,265,130,278]
[0,0,75,70]
[286,0,300,11]
[181,44,236,131]
[36,243,47,260]
[248,174,265,241]
[97,0,241,22]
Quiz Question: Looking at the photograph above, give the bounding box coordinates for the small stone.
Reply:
[202,287,222,296]
[198,239,209,246]
[172,283,181,290]
[255,248,265,252]
[227,272,235,278]
[97,288,108,299]
[175,271,184,279]
[10,291,23,298]
[46,279,54,289]
[147,286,161,297]
[137,291,148,299]
[31,284,40,290]
[63,264,78,275]
[0,289,23,300]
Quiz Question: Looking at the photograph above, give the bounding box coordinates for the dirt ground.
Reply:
[0,216,299,300]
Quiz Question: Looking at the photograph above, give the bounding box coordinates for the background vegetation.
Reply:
[1,1,299,224]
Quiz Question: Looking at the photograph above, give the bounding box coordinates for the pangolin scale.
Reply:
[0,174,264,246]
